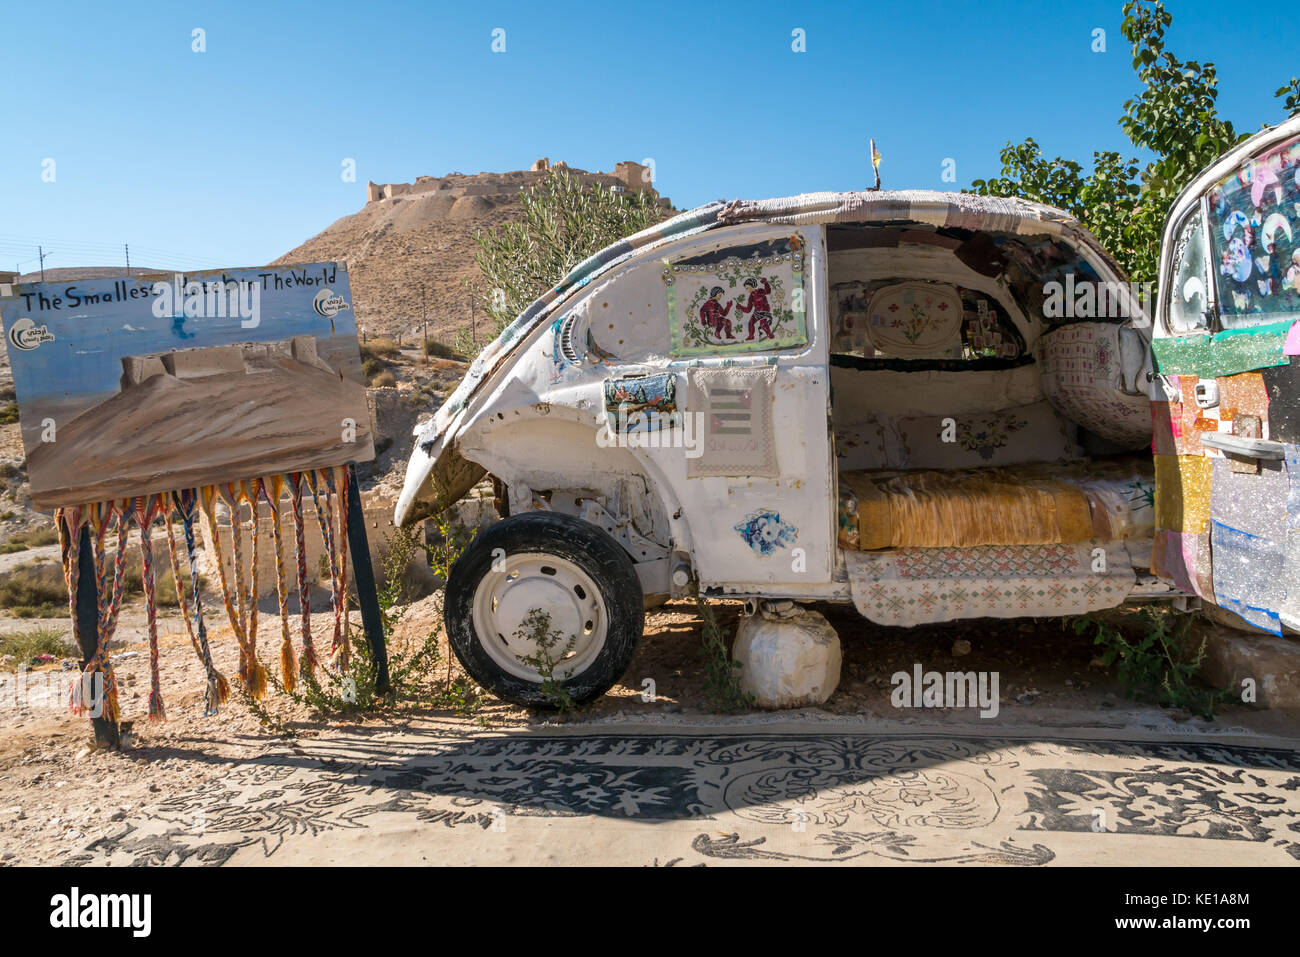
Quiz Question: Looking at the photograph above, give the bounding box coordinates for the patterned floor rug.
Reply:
[68,724,1300,866]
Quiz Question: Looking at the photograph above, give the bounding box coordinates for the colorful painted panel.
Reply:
[666,236,806,356]
[1207,130,1300,325]
[0,263,372,509]
[1151,529,1212,599]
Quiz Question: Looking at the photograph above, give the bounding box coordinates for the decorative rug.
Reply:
[59,726,1300,867]
[844,541,1135,627]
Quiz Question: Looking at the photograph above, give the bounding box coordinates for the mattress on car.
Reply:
[837,457,1155,551]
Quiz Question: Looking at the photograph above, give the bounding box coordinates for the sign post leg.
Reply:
[74,525,119,749]
[346,465,390,695]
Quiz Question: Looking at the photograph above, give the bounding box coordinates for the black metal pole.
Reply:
[346,464,390,694]
[73,525,119,749]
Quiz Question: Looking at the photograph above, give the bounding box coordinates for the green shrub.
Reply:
[0,625,73,662]
[424,340,461,360]
[469,167,667,354]
[0,564,67,618]
[1077,610,1229,719]
[8,525,57,548]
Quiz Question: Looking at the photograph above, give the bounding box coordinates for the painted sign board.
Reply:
[0,261,374,508]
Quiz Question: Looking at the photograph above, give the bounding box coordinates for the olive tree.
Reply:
[461,168,667,354]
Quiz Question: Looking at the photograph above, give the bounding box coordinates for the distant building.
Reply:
[364,158,668,208]
[0,271,18,286]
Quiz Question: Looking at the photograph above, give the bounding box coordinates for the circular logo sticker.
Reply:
[8,317,55,351]
[313,288,349,319]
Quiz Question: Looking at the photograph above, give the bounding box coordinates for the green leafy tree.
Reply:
[971,0,1294,289]
[462,168,667,354]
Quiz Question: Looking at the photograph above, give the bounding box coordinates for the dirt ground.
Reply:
[0,584,1287,866]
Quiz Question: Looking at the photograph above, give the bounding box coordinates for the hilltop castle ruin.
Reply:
[365,158,667,207]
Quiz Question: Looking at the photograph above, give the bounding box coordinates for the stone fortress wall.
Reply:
[364,158,666,206]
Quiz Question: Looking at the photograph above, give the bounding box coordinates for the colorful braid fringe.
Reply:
[54,468,355,724]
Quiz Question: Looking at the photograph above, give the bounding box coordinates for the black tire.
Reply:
[445,511,644,708]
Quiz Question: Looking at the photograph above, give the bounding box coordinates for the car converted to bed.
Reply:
[396,115,1300,705]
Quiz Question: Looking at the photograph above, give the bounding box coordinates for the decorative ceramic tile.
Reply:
[733,509,797,558]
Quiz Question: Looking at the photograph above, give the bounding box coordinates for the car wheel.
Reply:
[445,511,644,708]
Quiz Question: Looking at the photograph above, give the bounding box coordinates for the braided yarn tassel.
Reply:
[200,485,261,697]
[265,476,296,692]
[132,496,166,721]
[306,470,344,672]
[175,491,228,713]
[235,480,267,698]
[288,472,317,680]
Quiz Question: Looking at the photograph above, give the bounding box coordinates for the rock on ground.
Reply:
[733,607,842,709]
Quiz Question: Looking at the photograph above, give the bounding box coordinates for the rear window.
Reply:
[1208,130,1300,327]
[831,279,1024,363]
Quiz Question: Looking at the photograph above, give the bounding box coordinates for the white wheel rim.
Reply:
[471,553,609,683]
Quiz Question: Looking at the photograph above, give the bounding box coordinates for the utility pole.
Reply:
[125,243,130,277]
[38,246,47,282]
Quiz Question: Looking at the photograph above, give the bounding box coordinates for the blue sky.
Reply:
[1,0,1296,272]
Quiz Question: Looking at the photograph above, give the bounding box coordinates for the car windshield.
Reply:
[1207,129,1300,328]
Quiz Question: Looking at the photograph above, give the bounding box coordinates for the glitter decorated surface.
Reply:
[1217,371,1271,423]
[1151,400,1181,456]
[1152,322,1292,378]
[1152,529,1211,598]
[1209,456,1288,541]
[1154,454,1212,534]
[1211,519,1283,635]
[1284,445,1300,628]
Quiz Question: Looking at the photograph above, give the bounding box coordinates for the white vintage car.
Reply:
[397,116,1300,706]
